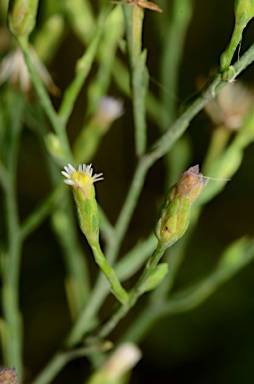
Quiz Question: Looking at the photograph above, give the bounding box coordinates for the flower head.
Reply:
[94,96,124,126]
[62,163,103,190]
[62,164,103,247]
[205,81,254,130]
[0,47,59,97]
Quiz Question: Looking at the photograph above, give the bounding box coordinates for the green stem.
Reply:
[19,183,64,241]
[220,18,246,71]
[96,244,165,340]
[160,0,193,129]
[123,5,147,156]
[91,244,129,304]
[58,9,108,125]
[17,37,72,162]
[0,161,8,190]
[105,157,149,263]
[2,95,24,380]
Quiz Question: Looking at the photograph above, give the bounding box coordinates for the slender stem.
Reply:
[160,0,193,129]
[17,37,73,162]
[105,157,149,263]
[19,183,64,241]
[96,244,165,340]
[220,19,245,71]
[58,9,108,125]
[123,5,147,156]
[91,244,129,304]
[2,95,24,380]
[0,161,8,190]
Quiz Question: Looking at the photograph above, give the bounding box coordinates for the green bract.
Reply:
[8,0,39,37]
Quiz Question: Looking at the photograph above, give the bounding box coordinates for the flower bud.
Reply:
[235,0,254,24]
[62,164,103,247]
[8,0,39,37]
[45,133,65,164]
[155,165,207,249]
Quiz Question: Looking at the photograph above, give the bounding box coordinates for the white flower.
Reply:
[95,96,124,125]
[0,46,59,95]
[103,343,141,381]
[62,163,103,188]
[205,82,254,130]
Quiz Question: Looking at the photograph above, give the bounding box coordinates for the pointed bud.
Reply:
[62,164,103,247]
[8,0,39,37]
[155,165,207,249]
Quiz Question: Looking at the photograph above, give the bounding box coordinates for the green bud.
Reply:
[155,165,207,248]
[144,263,168,292]
[62,164,103,247]
[220,0,254,71]
[8,0,39,37]
[45,133,65,164]
[235,0,254,24]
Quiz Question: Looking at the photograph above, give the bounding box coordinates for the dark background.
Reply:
[2,0,254,383]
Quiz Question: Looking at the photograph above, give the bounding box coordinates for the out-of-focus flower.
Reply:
[205,81,254,130]
[0,47,59,96]
[0,368,19,384]
[73,96,124,163]
[87,342,142,384]
[94,96,124,128]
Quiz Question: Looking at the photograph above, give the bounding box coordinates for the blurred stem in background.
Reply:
[1,92,24,381]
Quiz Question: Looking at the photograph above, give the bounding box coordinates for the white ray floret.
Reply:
[61,163,103,188]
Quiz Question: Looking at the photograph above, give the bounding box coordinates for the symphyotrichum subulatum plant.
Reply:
[1,0,254,383]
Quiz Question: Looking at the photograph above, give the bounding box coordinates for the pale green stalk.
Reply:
[86,6,124,114]
[123,5,148,156]
[94,244,166,340]
[58,9,108,125]
[160,0,193,129]
[17,37,72,162]
[19,183,64,241]
[0,162,8,190]
[1,94,24,381]
[91,244,129,304]
[220,0,254,71]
